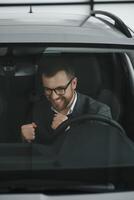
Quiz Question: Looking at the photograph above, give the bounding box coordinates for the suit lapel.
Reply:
[71,92,85,118]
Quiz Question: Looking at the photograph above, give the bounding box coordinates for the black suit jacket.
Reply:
[31,92,112,144]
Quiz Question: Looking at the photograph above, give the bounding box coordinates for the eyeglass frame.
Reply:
[43,77,75,96]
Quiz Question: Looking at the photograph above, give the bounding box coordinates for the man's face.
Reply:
[42,70,77,112]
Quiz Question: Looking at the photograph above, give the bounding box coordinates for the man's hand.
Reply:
[21,122,37,142]
[51,113,68,130]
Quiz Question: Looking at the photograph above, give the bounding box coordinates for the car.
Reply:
[0,1,134,199]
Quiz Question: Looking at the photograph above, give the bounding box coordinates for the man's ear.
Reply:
[72,77,77,89]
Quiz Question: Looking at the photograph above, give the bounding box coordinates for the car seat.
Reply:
[42,53,125,122]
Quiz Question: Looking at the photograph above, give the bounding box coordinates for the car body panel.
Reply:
[0,192,134,200]
[0,17,134,47]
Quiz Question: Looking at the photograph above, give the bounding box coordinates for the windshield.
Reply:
[0,45,134,192]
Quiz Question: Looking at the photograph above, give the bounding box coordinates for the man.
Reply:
[21,59,112,144]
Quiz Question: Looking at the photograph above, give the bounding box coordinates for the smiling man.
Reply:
[21,58,112,144]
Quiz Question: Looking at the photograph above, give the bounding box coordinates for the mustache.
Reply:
[50,96,64,102]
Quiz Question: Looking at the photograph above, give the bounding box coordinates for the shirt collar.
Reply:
[67,91,77,115]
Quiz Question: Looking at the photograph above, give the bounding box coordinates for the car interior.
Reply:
[0,47,133,143]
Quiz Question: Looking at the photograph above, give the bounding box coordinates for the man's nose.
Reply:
[50,90,59,100]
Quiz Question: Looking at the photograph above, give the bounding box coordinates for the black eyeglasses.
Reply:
[43,77,74,96]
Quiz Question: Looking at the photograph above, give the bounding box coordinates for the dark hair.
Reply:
[39,57,75,78]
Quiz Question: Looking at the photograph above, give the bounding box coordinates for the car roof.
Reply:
[0,17,134,48]
[0,3,134,48]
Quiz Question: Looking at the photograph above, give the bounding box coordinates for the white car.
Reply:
[0,1,134,199]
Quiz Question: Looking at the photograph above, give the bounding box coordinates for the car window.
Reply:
[0,46,134,173]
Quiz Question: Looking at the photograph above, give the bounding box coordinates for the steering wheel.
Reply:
[54,114,126,136]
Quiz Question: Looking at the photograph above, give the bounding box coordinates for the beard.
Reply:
[50,96,71,112]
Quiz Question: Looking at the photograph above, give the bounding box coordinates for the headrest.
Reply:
[37,54,102,98]
[69,55,102,98]
[0,62,37,77]
[0,62,37,97]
